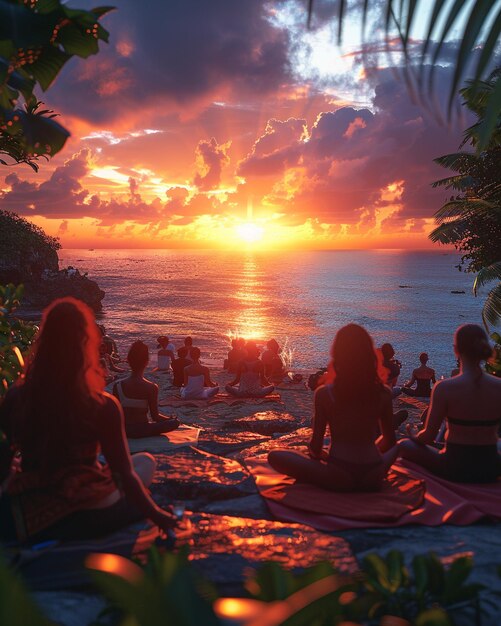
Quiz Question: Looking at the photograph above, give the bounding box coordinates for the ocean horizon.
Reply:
[60,248,484,381]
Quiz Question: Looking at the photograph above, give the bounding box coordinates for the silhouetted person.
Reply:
[0,298,177,543]
[403,352,436,397]
[268,324,397,491]
[181,347,219,399]
[226,342,274,398]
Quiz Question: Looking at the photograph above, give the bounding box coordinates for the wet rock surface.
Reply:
[153,448,256,505]
[182,513,357,588]
[223,410,298,435]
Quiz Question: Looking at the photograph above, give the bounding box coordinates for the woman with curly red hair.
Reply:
[268,324,397,491]
[0,298,176,543]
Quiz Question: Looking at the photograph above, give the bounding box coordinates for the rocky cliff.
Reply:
[0,211,105,312]
[21,270,105,312]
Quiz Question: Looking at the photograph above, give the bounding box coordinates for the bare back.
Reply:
[311,385,395,463]
[435,372,501,445]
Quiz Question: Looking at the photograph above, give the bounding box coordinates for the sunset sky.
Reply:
[0,0,474,250]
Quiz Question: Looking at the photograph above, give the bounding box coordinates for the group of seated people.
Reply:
[226,337,285,381]
[269,322,501,490]
[116,337,277,423]
[380,343,437,397]
[0,297,499,548]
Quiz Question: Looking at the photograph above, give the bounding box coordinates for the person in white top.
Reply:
[181,347,219,400]
[157,335,176,371]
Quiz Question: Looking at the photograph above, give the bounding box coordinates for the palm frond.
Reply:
[434,198,496,222]
[481,282,501,328]
[306,1,501,150]
[474,262,501,294]
[431,175,475,191]
[429,220,469,244]
[433,153,478,172]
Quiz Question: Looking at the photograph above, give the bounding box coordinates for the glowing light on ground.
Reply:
[235,222,263,243]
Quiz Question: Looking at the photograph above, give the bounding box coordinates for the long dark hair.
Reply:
[331,324,386,405]
[15,298,104,468]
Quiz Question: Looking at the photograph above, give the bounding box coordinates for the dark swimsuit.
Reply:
[440,417,501,483]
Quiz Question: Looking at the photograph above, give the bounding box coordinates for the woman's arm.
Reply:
[405,370,417,388]
[97,394,175,531]
[308,388,328,459]
[148,384,163,421]
[431,369,437,384]
[376,390,397,452]
[408,382,446,445]
[183,366,189,387]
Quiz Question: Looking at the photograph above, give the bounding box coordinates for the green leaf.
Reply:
[91,6,116,18]
[473,262,501,294]
[0,1,55,47]
[482,282,501,328]
[57,23,100,58]
[476,79,501,152]
[25,47,71,92]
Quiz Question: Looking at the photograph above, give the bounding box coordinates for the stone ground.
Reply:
[33,368,501,625]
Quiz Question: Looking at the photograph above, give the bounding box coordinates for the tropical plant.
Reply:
[87,547,220,626]
[0,210,61,271]
[0,546,491,626]
[0,0,113,170]
[486,331,501,377]
[429,73,501,328]
[0,283,37,397]
[307,1,501,151]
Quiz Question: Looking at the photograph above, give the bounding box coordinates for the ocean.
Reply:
[60,249,484,381]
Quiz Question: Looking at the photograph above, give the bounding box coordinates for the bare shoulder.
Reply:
[486,372,501,390]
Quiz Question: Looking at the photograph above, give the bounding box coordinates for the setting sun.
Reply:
[235,222,264,243]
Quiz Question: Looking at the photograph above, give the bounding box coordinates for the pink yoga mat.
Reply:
[247,458,501,531]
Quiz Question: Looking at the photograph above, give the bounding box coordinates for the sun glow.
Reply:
[235,222,264,243]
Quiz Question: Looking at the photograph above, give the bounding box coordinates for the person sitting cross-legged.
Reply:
[399,324,501,483]
[402,352,436,397]
[114,341,180,439]
[0,298,177,544]
[268,324,398,492]
[181,347,219,400]
[225,342,275,398]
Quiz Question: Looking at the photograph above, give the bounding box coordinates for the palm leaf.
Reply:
[481,282,501,328]
[434,198,496,222]
[306,1,501,149]
[434,152,478,172]
[476,78,501,151]
[474,262,501,294]
[429,220,469,244]
[431,175,475,190]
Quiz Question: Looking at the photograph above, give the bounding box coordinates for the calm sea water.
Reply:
[60,249,483,380]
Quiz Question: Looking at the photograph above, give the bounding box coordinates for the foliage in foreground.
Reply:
[0,0,113,169]
[0,546,485,626]
[0,283,37,397]
[486,332,501,378]
[430,72,501,329]
[307,1,501,152]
